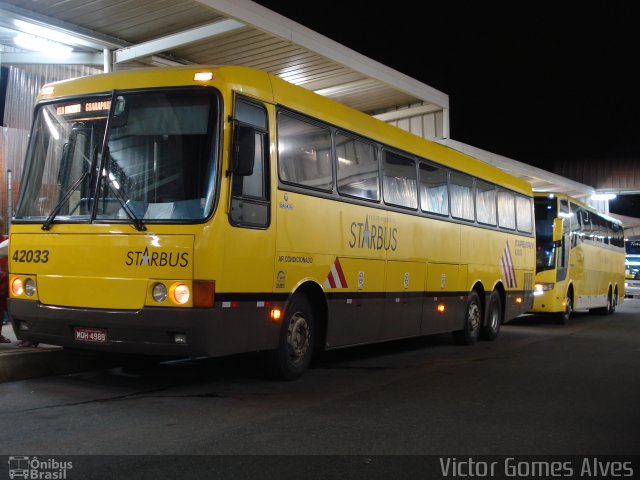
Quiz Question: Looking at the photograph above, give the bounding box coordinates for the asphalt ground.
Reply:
[2,298,639,387]
[0,322,137,382]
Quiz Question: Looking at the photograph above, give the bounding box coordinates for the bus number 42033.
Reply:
[12,249,49,263]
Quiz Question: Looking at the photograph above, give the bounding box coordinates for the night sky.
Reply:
[254,1,640,217]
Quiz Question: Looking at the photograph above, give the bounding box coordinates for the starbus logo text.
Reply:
[125,247,189,267]
[349,215,398,251]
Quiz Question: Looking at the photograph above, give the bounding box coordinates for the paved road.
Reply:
[1,301,639,478]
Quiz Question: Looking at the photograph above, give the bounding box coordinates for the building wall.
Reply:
[372,102,445,140]
[555,158,640,193]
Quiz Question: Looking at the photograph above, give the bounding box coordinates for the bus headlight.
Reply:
[152,283,168,303]
[534,282,554,296]
[170,283,190,305]
[24,278,37,297]
[11,278,24,296]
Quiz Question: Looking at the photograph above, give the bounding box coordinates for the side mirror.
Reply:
[552,217,564,244]
[232,123,255,176]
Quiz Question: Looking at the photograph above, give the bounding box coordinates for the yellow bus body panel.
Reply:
[10,232,193,309]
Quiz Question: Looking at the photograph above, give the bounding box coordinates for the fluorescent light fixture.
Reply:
[591,193,617,201]
[14,19,81,47]
[14,33,73,57]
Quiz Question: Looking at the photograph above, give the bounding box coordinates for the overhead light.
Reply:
[591,193,617,201]
[14,19,81,47]
[14,33,73,57]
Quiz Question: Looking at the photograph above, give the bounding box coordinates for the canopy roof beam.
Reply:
[114,18,244,64]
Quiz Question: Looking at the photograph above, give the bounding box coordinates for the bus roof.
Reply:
[533,192,623,226]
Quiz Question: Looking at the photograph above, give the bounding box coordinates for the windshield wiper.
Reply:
[41,172,89,231]
[103,161,146,232]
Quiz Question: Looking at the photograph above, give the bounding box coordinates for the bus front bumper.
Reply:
[8,298,280,358]
[530,291,565,314]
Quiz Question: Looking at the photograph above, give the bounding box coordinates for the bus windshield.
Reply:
[626,240,640,278]
[534,196,557,273]
[15,89,219,224]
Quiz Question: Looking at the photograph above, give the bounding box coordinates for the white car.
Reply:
[625,270,640,298]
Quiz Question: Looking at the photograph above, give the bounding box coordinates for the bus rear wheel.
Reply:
[453,290,481,345]
[480,290,502,341]
[263,293,315,380]
[609,290,617,314]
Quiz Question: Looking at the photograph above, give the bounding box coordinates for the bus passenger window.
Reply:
[516,196,533,233]
[382,151,417,209]
[336,133,379,201]
[419,163,449,216]
[476,180,497,225]
[277,112,333,191]
[497,190,516,229]
[450,172,474,221]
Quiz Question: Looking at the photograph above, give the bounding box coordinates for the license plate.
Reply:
[74,327,108,343]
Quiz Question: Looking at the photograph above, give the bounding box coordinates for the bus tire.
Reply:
[557,291,573,324]
[263,293,315,380]
[609,290,617,314]
[453,290,481,345]
[480,290,502,341]
[591,289,612,316]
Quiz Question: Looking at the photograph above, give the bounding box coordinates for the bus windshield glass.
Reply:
[15,89,219,224]
[534,196,557,273]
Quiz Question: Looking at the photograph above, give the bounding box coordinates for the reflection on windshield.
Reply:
[15,89,219,225]
[535,197,557,273]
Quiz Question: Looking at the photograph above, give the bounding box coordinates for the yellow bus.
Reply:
[8,65,535,379]
[532,192,625,323]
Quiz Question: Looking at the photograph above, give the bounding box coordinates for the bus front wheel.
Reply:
[558,291,573,324]
[263,293,315,380]
[453,290,481,345]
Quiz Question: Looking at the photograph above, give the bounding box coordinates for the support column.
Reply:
[103,49,112,73]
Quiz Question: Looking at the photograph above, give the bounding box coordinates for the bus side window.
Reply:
[450,172,475,221]
[277,112,333,191]
[419,162,449,216]
[497,190,515,229]
[383,150,417,209]
[336,132,379,201]
[558,198,570,267]
[229,97,270,228]
[476,180,497,226]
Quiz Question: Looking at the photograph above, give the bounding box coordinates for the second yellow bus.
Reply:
[532,192,625,322]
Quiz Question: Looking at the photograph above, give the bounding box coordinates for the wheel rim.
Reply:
[468,302,481,334]
[287,312,310,365]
